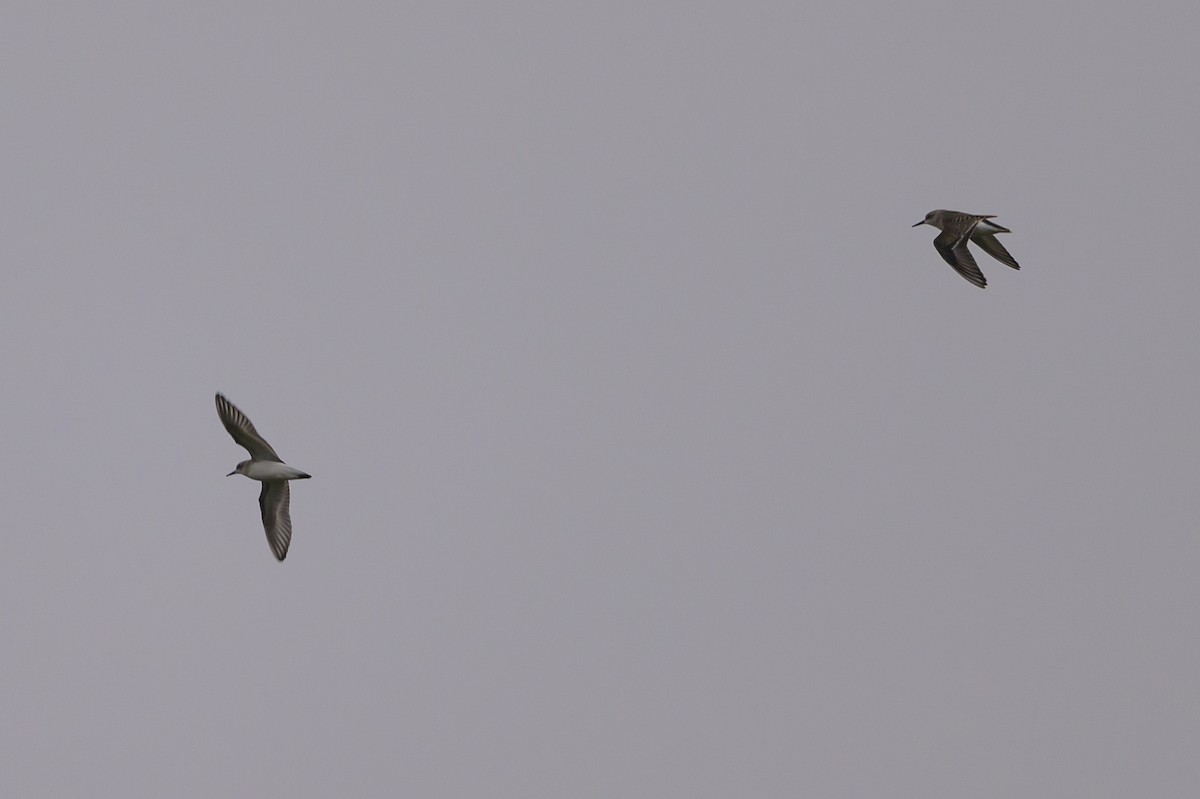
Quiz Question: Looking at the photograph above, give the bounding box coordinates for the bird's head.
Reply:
[913,209,947,229]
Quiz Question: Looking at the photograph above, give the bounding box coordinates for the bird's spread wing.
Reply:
[216,393,282,461]
[259,481,293,561]
[970,231,1020,270]
[933,227,987,289]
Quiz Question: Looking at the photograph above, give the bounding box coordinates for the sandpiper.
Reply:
[216,393,311,561]
[913,210,1021,289]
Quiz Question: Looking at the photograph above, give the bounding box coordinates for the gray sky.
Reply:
[3,2,1199,796]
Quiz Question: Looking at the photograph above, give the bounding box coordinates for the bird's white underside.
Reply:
[238,461,311,481]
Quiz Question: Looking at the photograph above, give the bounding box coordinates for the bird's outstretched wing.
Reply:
[970,230,1020,270]
[259,481,292,561]
[216,393,283,462]
[933,227,987,289]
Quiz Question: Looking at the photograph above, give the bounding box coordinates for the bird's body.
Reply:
[216,393,310,561]
[232,460,313,482]
[913,210,1021,289]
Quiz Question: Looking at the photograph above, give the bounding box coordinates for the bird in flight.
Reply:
[913,210,1021,289]
[216,393,311,561]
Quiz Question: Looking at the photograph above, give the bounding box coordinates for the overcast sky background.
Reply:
[3,2,1199,796]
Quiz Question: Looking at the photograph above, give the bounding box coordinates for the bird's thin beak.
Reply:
[912,220,925,227]
[226,470,237,476]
